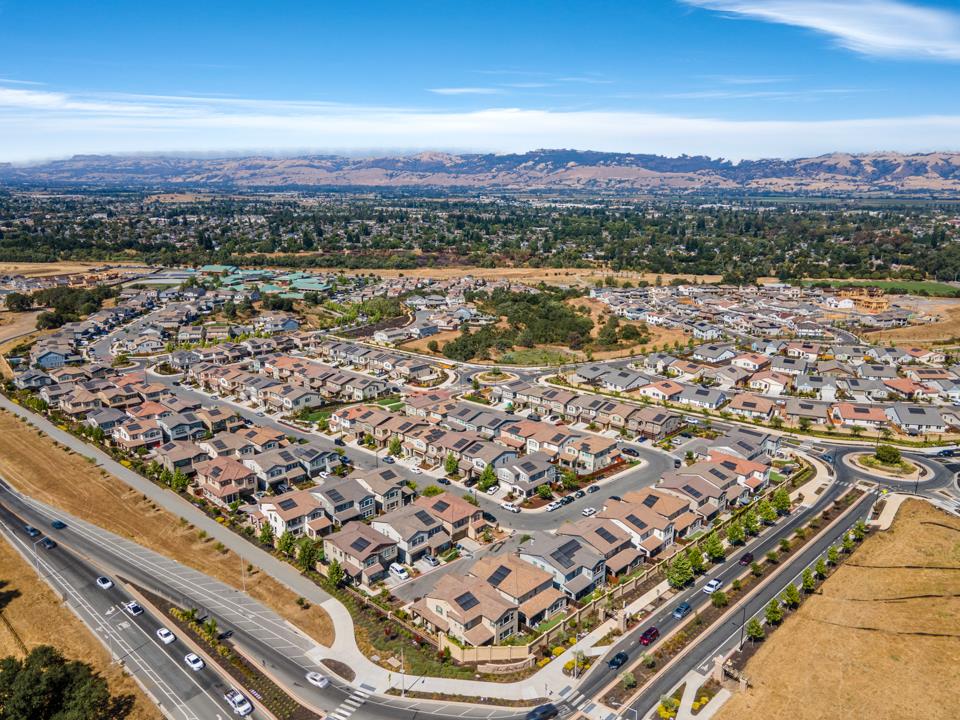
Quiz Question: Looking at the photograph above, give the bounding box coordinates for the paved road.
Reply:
[553,475,851,719]
[0,499,251,720]
[618,491,876,720]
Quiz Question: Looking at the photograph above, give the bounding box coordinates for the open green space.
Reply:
[799,278,959,296]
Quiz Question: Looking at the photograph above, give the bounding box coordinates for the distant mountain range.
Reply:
[3,150,960,195]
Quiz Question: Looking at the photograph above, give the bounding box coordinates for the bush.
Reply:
[874,444,901,465]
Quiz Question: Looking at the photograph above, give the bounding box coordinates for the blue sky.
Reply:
[2,0,960,161]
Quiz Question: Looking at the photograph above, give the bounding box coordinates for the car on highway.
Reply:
[672,602,692,620]
[156,628,176,645]
[50,520,67,530]
[501,502,521,513]
[702,578,723,595]
[738,552,754,566]
[24,525,39,538]
[40,537,57,550]
[525,703,559,720]
[224,688,253,716]
[621,447,639,458]
[587,484,600,493]
[96,576,114,590]
[124,601,144,616]
[581,507,597,517]
[639,626,660,646]
[608,651,629,669]
[546,501,561,512]
[306,671,330,688]
[184,653,204,671]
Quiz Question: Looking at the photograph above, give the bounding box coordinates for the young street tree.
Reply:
[758,499,777,524]
[703,531,725,562]
[781,582,801,608]
[801,567,816,593]
[686,546,705,575]
[277,530,296,556]
[745,618,765,642]
[444,452,459,476]
[388,436,402,457]
[772,487,791,514]
[764,598,784,625]
[815,557,828,578]
[666,552,694,588]
[258,523,274,547]
[827,545,840,565]
[743,509,760,536]
[326,559,345,588]
[725,519,745,545]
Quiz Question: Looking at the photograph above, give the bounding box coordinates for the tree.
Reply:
[801,568,816,593]
[814,557,828,578]
[388,436,402,457]
[277,531,296,556]
[850,425,865,438]
[686,546,705,575]
[757,499,777,525]
[745,618,765,642]
[769,415,783,430]
[203,617,218,641]
[874,444,900,465]
[422,485,443,497]
[666,552,694,588]
[0,645,127,719]
[711,590,729,609]
[827,545,840,565]
[259,523,274,547]
[3,292,31,312]
[444,452,459,476]
[725,519,745,546]
[477,464,497,492]
[296,537,320,571]
[764,598,784,625]
[842,533,855,553]
[159,468,173,488]
[621,671,637,689]
[852,519,867,541]
[703,531,725,562]
[536,484,553,500]
[743,510,759,536]
[327,559,345,588]
[780,582,801,608]
[798,417,811,432]
[772,487,791,515]
[171,469,189,493]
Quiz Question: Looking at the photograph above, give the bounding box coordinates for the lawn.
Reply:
[498,348,577,366]
[799,278,959,296]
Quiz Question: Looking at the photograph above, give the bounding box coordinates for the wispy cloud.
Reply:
[427,87,501,95]
[557,76,614,84]
[682,0,960,60]
[664,88,864,100]
[1,84,960,162]
[0,78,45,86]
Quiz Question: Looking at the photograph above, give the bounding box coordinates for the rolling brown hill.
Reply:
[2,150,960,195]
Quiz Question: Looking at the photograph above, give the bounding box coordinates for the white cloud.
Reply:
[1,85,960,161]
[427,87,501,95]
[682,0,960,60]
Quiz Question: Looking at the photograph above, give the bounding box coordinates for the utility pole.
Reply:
[738,604,747,650]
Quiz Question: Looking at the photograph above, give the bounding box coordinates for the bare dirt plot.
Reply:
[714,499,960,720]
[0,261,122,277]
[0,534,162,720]
[866,299,960,345]
[399,329,461,356]
[0,408,335,648]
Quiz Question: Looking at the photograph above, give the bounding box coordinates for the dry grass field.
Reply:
[867,300,960,345]
[0,535,162,720]
[715,499,960,720]
[0,408,335,647]
[0,261,121,277]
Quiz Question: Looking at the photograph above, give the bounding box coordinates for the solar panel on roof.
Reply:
[594,526,616,543]
[642,495,658,508]
[625,513,648,530]
[550,549,575,569]
[487,565,512,587]
[349,537,371,552]
[414,510,436,526]
[454,592,479,611]
[277,498,298,511]
[682,484,703,498]
[432,500,450,512]
[327,488,344,502]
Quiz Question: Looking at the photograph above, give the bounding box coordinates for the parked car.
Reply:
[672,602,692,620]
[527,413,541,422]
[184,653,204,671]
[609,495,622,502]
[738,552,754,566]
[382,456,395,464]
[702,578,723,595]
[463,477,477,488]
[51,520,67,530]
[546,415,561,424]
[96,576,114,590]
[437,477,451,485]
[156,628,176,645]
[621,447,639,458]
[639,626,660,646]
[587,485,600,493]
[546,501,561,512]
[484,484,500,495]
[501,502,521,513]
[608,651,629,669]
[389,563,410,581]
[333,438,346,446]
[124,601,144,616]
[560,495,575,506]
[423,554,440,567]
[305,671,329,688]
[525,704,559,720]
[574,489,586,499]
[411,467,423,475]
[224,688,253,716]
[581,507,597,517]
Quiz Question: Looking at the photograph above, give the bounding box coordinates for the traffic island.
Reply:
[847,446,921,480]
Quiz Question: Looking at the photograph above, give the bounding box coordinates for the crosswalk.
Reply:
[559,687,593,715]
[835,479,886,495]
[328,687,371,720]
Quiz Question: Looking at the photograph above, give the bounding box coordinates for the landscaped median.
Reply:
[596,486,871,716]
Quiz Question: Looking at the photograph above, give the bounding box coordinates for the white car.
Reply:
[184,653,205,671]
[156,627,176,645]
[546,501,561,512]
[581,507,597,517]
[124,601,143,616]
[411,467,422,475]
[500,502,521,513]
[96,576,114,590]
[224,688,253,716]
[484,484,500,495]
[389,563,410,581]
[318,471,329,479]
[702,578,723,595]
[305,671,330,688]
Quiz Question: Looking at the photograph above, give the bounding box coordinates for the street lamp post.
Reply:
[738,604,747,650]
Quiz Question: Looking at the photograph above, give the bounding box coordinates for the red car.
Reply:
[639,626,660,646]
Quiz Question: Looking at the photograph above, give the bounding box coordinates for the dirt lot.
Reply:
[866,298,960,345]
[0,533,161,720]
[0,408,334,648]
[715,499,960,720]
[0,261,124,278]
